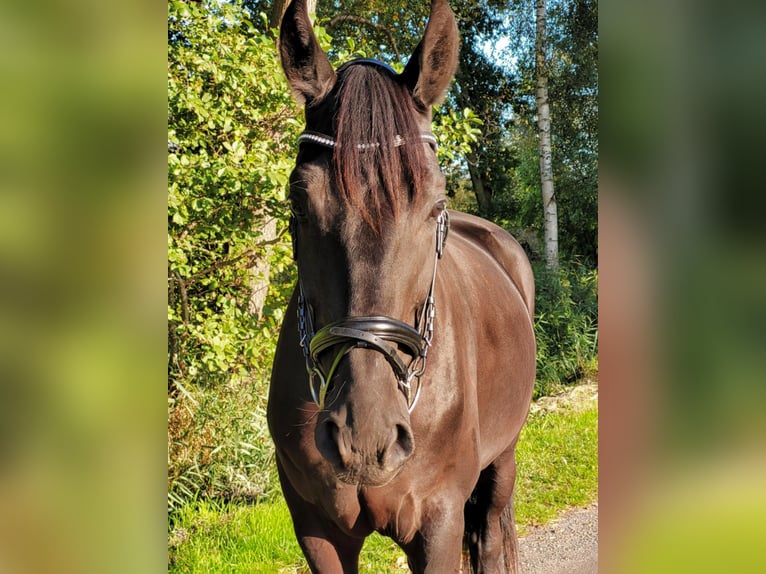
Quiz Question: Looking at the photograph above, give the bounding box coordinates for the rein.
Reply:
[290,141,449,411]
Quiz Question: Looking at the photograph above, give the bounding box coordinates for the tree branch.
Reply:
[327,15,400,60]
[185,226,289,283]
[171,270,190,325]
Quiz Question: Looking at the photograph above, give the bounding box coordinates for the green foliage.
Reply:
[463,0,598,265]
[533,261,598,397]
[167,383,279,512]
[168,0,298,511]
[169,499,410,573]
[494,116,597,266]
[547,0,598,264]
[486,119,541,236]
[168,0,296,378]
[316,0,430,64]
[168,499,303,572]
[432,106,484,165]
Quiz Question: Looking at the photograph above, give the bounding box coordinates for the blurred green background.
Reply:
[600,0,766,572]
[0,1,164,572]
[0,0,764,572]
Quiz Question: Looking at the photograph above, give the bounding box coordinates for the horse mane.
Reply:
[331,64,428,232]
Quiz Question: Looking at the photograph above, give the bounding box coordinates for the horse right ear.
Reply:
[279,0,336,105]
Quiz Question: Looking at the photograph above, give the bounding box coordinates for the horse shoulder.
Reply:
[449,211,535,319]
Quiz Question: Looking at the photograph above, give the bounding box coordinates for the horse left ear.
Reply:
[279,0,336,106]
[400,0,459,111]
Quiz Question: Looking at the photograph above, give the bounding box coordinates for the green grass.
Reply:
[169,500,301,573]
[168,502,406,573]
[169,386,597,573]
[514,395,598,531]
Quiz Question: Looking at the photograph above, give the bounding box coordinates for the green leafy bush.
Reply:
[533,261,598,397]
[168,0,297,511]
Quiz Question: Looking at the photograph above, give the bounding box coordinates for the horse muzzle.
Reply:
[315,402,415,486]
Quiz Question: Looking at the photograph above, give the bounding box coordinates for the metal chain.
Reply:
[296,287,313,366]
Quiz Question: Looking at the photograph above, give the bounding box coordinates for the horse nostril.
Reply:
[380,423,414,469]
[395,423,414,457]
[323,419,351,468]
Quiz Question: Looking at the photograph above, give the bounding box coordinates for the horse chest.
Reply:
[309,476,420,539]
[358,486,419,539]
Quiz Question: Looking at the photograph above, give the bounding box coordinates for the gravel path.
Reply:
[518,503,598,574]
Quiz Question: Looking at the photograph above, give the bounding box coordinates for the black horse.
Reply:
[268,1,536,571]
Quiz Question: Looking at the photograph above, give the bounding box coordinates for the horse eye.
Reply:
[289,197,307,220]
[431,199,447,218]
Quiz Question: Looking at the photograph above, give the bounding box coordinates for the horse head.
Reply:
[279,0,458,486]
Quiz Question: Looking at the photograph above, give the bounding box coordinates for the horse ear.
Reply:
[401,0,459,110]
[279,0,336,105]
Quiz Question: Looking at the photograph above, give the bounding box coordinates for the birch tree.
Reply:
[535,0,559,272]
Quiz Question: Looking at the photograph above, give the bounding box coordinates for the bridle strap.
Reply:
[336,58,398,75]
[310,316,426,384]
[298,130,438,152]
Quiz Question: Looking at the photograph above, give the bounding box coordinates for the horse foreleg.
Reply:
[296,527,363,574]
[277,464,363,573]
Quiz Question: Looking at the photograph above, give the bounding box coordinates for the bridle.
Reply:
[292,206,448,413]
[290,127,449,413]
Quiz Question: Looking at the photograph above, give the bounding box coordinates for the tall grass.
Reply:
[167,371,278,513]
[533,261,598,397]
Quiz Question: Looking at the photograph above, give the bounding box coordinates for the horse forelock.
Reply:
[328,64,429,233]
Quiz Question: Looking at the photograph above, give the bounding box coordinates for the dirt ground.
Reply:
[518,502,598,574]
[518,382,599,573]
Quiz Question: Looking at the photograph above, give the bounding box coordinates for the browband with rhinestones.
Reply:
[298,131,438,152]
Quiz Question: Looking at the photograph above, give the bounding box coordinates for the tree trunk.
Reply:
[466,149,492,214]
[248,217,277,319]
[535,0,559,272]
